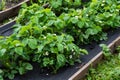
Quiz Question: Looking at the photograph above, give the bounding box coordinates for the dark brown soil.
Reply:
[5,0,24,10]
[0,0,24,25]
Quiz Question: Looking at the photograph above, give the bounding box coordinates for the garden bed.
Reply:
[0,0,30,22]
[85,44,120,80]
[70,36,120,80]
[0,21,120,80]
[0,0,120,80]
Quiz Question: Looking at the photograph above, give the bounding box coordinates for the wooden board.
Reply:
[0,0,30,22]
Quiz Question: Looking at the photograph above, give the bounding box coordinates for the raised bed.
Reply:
[70,36,120,80]
[0,22,120,80]
[0,0,30,22]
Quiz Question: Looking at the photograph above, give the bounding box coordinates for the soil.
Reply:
[5,0,24,10]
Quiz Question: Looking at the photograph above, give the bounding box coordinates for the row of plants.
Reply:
[0,0,88,11]
[0,0,23,11]
[0,0,120,79]
[17,0,120,44]
[86,44,120,80]
[35,0,90,15]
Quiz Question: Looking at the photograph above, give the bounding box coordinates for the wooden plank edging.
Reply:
[69,36,120,80]
[0,20,15,28]
[0,0,30,22]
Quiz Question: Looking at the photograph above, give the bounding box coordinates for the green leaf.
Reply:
[11,70,17,74]
[57,43,64,52]
[23,63,33,70]
[117,5,120,9]
[50,0,62,8]
[8,73,15,80]
[57,36,63,43]
[77,21,84,28]
[57,54,66,68]
[38,45,44,53]
[47,20,54,26]
[87,26,102,35]
[18,67,25,75]
[100,44,111,57]
[0,76,3,80]
[67,43,74,51]
[28,38,37,49]
[54,19,65,29]
[0,36,4,39]
[63,14,70,22]
[12,40,21,47]
[85,26,101,36]
[71,17,79,24]
[85,28,94,35]
[69,60,74,65]
[0,49,6,56]
[43,58,54,66]
[22,38,28,46]
[66,35,74,42]
[0,69,3,74]
[50,47,58,53]
[74,0,81,6]
[118,53,120,60]
[15,47,23,55]
[80,49,88,55]
[49,60,54,65]
[92,0,97,3]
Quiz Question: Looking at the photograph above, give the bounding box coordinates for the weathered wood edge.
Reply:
[0,0,30,22]
[69,36,120,80]
[0,19,15,28]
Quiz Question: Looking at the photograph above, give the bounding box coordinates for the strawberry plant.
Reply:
[0,17,88,79]
[34,0,91,16]
[36,0,82,9]
[16,4,44,25]
[16,0,120,45]
[88,0,120,29]
[100,44,111,57]
[16,4,104,44]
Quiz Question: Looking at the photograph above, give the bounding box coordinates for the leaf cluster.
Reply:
[0,6,88,79]
[17,0,120,44]
[36,0,84,15]
[0,0,6,11]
